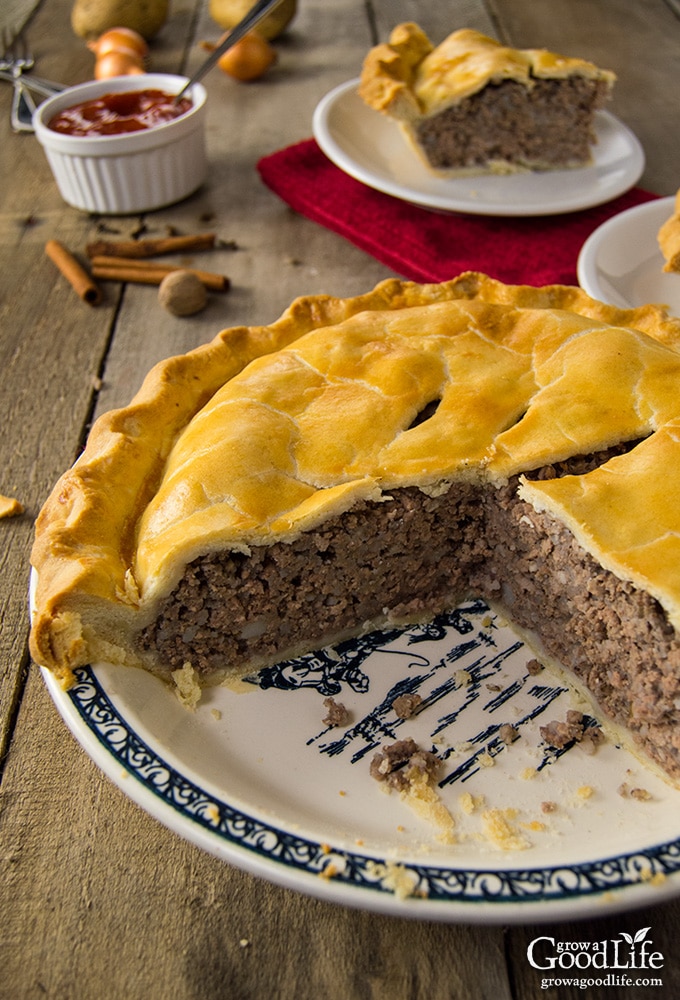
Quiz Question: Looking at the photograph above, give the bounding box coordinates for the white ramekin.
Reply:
[33,74,208,214]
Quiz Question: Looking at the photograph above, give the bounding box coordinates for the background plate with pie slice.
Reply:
[578,196,680,313]
[312,79,645,217]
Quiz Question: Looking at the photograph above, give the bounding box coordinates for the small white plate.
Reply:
[40,594,680,924]
[312,79,645,217]
[577,196,680,313]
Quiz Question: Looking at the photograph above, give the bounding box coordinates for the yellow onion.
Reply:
[204,31,277,82]
[88,27,148,59]
[94,50,145,79]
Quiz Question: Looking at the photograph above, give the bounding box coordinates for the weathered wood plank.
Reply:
[369,0,499,39]
[2,1,679,997]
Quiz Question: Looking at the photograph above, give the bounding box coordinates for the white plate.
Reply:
[312,79,645,217]
[578,196,680,313]
[39,593,680,924]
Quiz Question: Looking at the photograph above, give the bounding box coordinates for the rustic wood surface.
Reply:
[1,1,679,997]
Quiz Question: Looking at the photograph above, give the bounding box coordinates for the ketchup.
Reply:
[47,89,193,137]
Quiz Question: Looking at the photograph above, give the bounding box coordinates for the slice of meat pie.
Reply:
[359,23,615,174]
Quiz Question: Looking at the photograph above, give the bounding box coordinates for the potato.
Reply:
[208,0,296,41]
[71,0,169,40]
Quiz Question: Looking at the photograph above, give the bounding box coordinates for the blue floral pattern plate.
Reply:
[40,597,680,923]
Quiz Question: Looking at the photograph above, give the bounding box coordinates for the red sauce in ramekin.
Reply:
[47,89,193,137]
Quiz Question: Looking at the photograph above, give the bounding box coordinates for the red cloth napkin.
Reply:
[257,138,657,287]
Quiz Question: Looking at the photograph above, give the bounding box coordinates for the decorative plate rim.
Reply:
[577,196,680,311]
[42,659,680,924]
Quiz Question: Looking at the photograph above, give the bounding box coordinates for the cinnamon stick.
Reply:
[45,239,101,305]
[86,233,217,260]
[90,258,230,292]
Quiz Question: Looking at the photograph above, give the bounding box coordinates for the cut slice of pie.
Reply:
[359,23,615,174]
[30,272,680,780]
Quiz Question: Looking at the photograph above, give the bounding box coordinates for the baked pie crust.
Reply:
[30,272,680,776]
[658,187,680,272]
[359,23,615,174]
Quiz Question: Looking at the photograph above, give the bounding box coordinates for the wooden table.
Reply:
[2,1,680,997]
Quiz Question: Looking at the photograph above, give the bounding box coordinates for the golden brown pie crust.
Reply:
[359,24,615,174]
[30,272,680,692]
[658,188,680,272]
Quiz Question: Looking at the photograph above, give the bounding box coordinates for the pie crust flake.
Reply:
[30,272,680,780]
[359,23,615,175]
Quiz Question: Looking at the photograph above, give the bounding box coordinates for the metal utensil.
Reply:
[1,28,37,133]
[1,27,34,74]
[1,68,66,132]
[11,80,35,131]
[0,68,66,96]
[174,0,283,102]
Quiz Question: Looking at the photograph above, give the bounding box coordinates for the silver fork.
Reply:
[2,28,37,133]
[0,68,65,96]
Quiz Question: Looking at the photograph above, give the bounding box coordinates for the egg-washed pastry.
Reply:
[359,23,615,175]
[30,272,680,780]
[658,188,680,272]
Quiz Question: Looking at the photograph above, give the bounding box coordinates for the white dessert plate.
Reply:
[37,585,680,924]
[578,196,680,313]
[312,79,645,217]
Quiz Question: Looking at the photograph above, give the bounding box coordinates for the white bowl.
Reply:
[33,74,208,214]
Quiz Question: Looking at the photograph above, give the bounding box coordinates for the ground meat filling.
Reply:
[369,738,441,792]
[140,485,479,675]
[470,486,680,776]
[415,76,608,170]
[138,444,680,777]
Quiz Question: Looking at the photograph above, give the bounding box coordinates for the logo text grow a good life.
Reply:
[527,927,664,990]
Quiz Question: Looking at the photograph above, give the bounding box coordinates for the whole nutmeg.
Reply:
[158,270,207,316]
